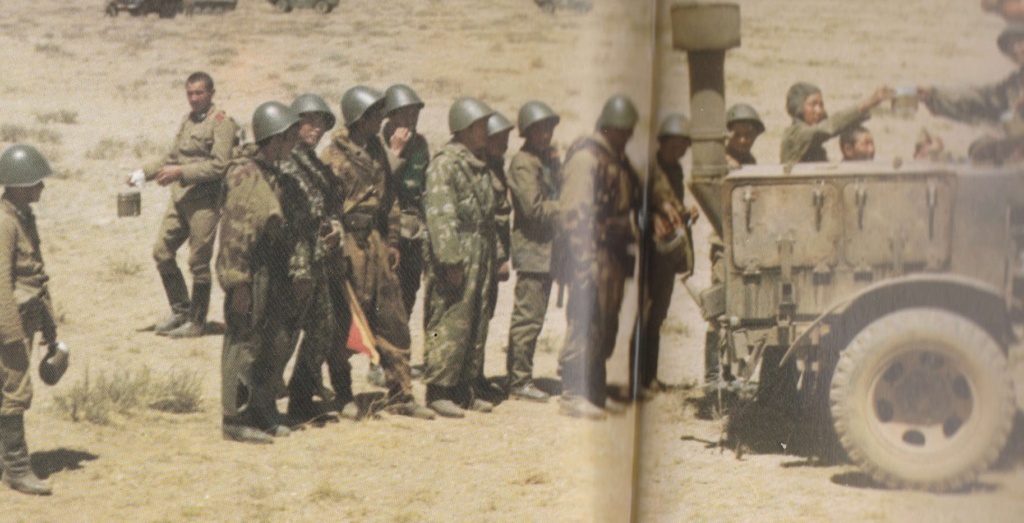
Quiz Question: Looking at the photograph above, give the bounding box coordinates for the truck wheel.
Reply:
[830,308,1014,491]
[275,0,292,12]
[314,1,331,13]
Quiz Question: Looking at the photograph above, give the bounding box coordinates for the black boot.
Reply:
[164,282,211,339]
[0,415,51,495]
[154,269,190,333]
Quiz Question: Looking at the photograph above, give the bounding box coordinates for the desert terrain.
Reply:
[0,0,1021,521]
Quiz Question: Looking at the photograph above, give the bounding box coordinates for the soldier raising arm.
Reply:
[780,82,891,163]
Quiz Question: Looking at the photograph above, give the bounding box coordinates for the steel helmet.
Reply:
[251,101,300,143]
[517,100,560,136]
[341,85,384,126]
[383,84,425,115]
[0,144,52,187]
[291,93,336,130]
[726,103,765,134]
[657,113,691,139]
[998,24,1024,58]
[595,94,639,130]
[487,112,514,137]
[448,97,494,134]
[38,342,69,386]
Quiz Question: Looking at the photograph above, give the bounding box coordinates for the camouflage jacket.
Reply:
[278,146,341,283]
[424,142,496,267]
[143,103,239,204]
[321,127,401,248]
[650,156,684,218]
[780,105,865,163]
[557,133,639,280]
[508,145,561,273]
[927,67,1024,125]
[488,155,512,265]
[0,200,56,346]
[216,146,293,290]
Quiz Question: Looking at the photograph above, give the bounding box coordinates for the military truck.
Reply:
[104,0,237,17]
[671,3,1023,491]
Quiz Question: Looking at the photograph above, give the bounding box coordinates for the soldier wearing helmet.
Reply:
[725,102,765,167]
[380,84,432,316]
[320,86,434,420]
[422,97,500,418]
[555,94,641,419]
[630,113,699,401]
[131,72,239,339]
[276,94,356,424]
[780,82,891,163]
[485,112,514,299]
[217,101,302,444]
[504,100,562,403]
[0,145,61,494]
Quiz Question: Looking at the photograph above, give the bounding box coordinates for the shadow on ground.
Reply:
[31,448,98,479]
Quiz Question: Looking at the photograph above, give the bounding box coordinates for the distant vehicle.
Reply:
[269,0,339,14]
[104,0,237,18]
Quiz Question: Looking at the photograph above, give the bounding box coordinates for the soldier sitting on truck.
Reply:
[780,82,892,163]
[725,103,764,168]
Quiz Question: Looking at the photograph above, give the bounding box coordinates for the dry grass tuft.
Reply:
[36,110,79,125]
[52,365,204,424]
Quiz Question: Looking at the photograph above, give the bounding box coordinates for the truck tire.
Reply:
[830,308,1014,491]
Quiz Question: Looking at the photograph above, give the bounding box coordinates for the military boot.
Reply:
[153,269,190,333]
[0,415,51,495]
[163,282,211,339]
[558,394,606,421]
[426,385,465,419]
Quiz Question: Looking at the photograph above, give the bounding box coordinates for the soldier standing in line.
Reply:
[321,86,433,420]
[504,101,561,403]
[129,72,239,339]
[422,97,499,418]
[630,113,698,400]
[0,145,65,495]
[217,102,301,444]
[725,103,764,168]
[779,82,891,164]
[380,84,431,317]
[276,94,357,424]
[556,95,640,420]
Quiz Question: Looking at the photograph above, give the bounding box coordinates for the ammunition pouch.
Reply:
[343,212,374,246]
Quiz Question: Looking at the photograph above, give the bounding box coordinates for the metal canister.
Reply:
[891,86,918,119]
[117,189,141,217]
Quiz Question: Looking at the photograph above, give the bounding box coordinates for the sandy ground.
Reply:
[0,0,1020,521]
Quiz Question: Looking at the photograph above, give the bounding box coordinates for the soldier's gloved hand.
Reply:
[126,168,146,187]
[388,247,401,271]
[496,262,510,282]
[442,264,464,290]
[156,165,184,186]
[231,284,252,315]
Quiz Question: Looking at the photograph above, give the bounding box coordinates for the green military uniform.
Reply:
[217,144,298,433]
[780,106,866,163]
[145,104,238,287]
[381,122,431,314]
[422,141,498,402]
[278,146,353,418]
[557,132,639,406]
[320,126,415,403]
[505,144,560,390]
[631,156,690,391]
[486,154,512,314]
[726,147,756,166]
[0,200,56,417]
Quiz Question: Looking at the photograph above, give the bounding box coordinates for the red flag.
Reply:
[343,280,380,365]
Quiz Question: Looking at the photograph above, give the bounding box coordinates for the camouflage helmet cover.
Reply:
[341,85,384,126]
[726,102,765,134]
[383,84,425,115]
[657,113,691,139]
[448,97,494,134]
[487,112,514,137]
[595,94,639,130]
[251,101,300,143]
[291,93,336,131]
[517,100,560,136]
[0,144,52,187]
